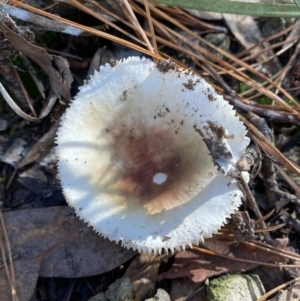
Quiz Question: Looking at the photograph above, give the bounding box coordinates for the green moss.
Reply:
[257,95,272,105]
[0,176,8,185]
[35,31,57,44]
[239,82,250,94]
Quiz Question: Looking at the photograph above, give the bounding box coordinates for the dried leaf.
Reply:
[0,257,41,301]
[223,15,280,76]
[1,207,135,278]
[158,238,283,283]
[0,13,73,100]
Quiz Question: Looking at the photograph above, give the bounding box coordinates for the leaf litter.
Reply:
[0,207,134,301]
[1,0,300,300]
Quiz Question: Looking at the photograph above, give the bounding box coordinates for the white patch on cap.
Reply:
[153,173,168,185]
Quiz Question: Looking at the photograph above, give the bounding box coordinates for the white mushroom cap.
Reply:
[56,57,250,254]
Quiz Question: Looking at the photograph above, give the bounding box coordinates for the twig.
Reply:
[224,95,300,125]
[238,174,270,241]
[280,211,300,232]
[237,143,261,179]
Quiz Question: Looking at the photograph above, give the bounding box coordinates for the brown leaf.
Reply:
[223,15,281,77]
[0,13,73,100]
[0,257,41,301]
[158,238,283,283]
[0,12,34,60]
[1,206,135,278]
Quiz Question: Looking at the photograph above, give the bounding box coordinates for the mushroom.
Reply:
[56,56,250,254]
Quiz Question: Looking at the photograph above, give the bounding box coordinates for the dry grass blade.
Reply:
[0,211,19,301]
[0,83,39,122]
[143,0,158,56]
[8,0,161,59]
[235,21,300,60]
[11,60,37,117]
[192,246,300,268]
[0,219,12,288]
[136,5,297,119]
[256,275,300,301]
[11,0,300,124]
[245,240,300,262]
[0,83,58,122]
[145,3,300,114]
[122,0,154,53]
[254,223,286,233]
[61,0,146,46]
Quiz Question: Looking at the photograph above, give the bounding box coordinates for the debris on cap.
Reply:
[56,56,250,254]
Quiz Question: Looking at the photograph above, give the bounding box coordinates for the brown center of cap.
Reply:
[102,103,216,214]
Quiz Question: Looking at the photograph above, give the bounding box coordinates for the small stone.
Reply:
[207,274,265,301]
[105,277,133,301]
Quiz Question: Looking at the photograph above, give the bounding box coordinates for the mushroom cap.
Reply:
[56,57,250,254]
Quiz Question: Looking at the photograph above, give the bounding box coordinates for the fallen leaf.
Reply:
[223,14,280,76]
[0,13,73,100]
[0,257,41,301]
[1,207,135,278]
[158,237,283,283]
